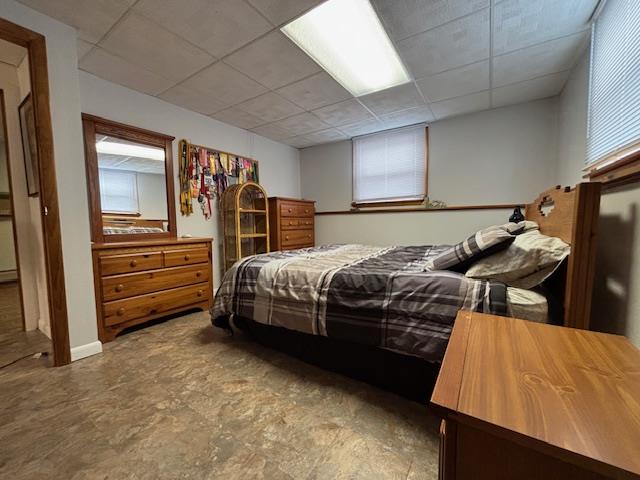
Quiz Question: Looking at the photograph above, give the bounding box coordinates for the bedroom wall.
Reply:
[302,99,559,246]
[79,71,301,285]
[556,48,640,347]
[135,172,167,220]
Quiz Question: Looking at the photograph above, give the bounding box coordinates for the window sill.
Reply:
[587,151,640,189]
[351,198,425,208]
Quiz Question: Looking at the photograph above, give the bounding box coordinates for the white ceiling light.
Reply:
[96,141,165,161]
[281,0,410,97]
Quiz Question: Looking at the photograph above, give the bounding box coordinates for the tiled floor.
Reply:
[0,312,440,479]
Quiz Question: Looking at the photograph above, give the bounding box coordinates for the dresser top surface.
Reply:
[431,311,640,477]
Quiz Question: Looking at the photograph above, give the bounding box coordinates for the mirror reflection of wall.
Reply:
[96,135,168,235]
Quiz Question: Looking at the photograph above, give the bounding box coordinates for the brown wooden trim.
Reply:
[0,90,26,331]
[588,151,640,190]
[102,211,141,217]
[316,203,521,215]
[351,198,425,208]
[0,17,72,365]
[82,114,177,243]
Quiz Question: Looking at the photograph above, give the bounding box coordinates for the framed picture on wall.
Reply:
[18,93,39,196]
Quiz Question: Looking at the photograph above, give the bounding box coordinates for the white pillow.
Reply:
[465,230,569,288]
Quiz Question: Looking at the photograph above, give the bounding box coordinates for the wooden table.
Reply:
[431,311,640,480]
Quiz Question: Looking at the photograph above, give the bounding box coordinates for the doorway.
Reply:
[0,18,70,366]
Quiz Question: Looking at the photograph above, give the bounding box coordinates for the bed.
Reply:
[211,183,601,365]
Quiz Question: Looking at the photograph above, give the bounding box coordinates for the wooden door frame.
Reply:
[0,89,27,331]
[0,17,71,365]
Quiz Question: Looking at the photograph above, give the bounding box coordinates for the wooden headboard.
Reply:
[102,214,165,230]
[524,183,602,330]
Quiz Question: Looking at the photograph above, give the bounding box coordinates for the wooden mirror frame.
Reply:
[82,114,177,243]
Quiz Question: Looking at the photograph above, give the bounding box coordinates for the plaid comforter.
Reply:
[211,244,507,361]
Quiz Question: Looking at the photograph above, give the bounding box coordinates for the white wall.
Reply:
[556,48,640,347]
[136,172,168,220]
[79,71,301,284]
[302,99,559,246]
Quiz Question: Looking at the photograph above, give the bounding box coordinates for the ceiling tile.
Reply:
[304,128,349,144]
[430,90,491,120]
[492,71,570,108]
[17,0,135,43]
[211,107,266,130]
[225,30,321,89]
[372,0,489,41]
[275,72,352,110]
[269,112,329,136]
[133,0,272,58]
[339,118,386,137]
[99,12,215,82]
[176,62,267,108]
[313,99,374,127]
[236,92,304,123]
[0,38,27,66]
[246,0,324,26]
[79,47,175,95]
[417,60,489,102]
[379,106,435,129]
[251,122,292,141]
[358,83,425,116]
[493,32,588,87]
[396,9,490,78]
[158,85,227,115]
[493,0,598,55]
[285,136,316,148]
[76,38,94,61]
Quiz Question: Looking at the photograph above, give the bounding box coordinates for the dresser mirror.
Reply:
[82,114,176,243]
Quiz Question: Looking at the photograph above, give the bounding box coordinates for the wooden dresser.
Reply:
[431,311,640,480]
[268,197,315,251]
[91,238,213,342]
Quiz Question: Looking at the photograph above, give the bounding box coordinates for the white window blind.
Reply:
[587,0,640,165]
[353,125,426,203]
[99,169,139,213]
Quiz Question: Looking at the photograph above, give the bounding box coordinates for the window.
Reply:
[99,169,139,214]
[587,0,640,167]
[353,125,427,204]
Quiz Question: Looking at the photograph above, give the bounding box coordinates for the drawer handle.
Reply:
[196,271,202,277]
[285,235,289,240]
[117,308,125,316]
[197,289,204,297]
[287,208,292,213]
[184,254,191,261]
[307,235,311,239]
[129,260,137,267]
[305,209,309,213]
[115,284,124,292]
[289,221,293,225]
[149,308,157,314]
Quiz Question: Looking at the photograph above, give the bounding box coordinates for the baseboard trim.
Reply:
[70,341,103,362]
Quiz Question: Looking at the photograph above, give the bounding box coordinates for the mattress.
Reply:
[211,244,508,362]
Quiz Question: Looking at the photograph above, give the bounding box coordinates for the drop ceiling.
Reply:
[17,0,598,149]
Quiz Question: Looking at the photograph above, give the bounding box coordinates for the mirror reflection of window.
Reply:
[96,135,168,235]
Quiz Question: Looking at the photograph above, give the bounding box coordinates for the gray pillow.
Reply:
[465,230,570,288]
[425,225,515,273]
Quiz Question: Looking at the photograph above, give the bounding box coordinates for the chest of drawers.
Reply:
[268,197,315,251]
[91,238,213,342]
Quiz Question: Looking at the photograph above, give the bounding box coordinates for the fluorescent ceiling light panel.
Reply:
[281,0,410,97]
[96,141,165,161]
